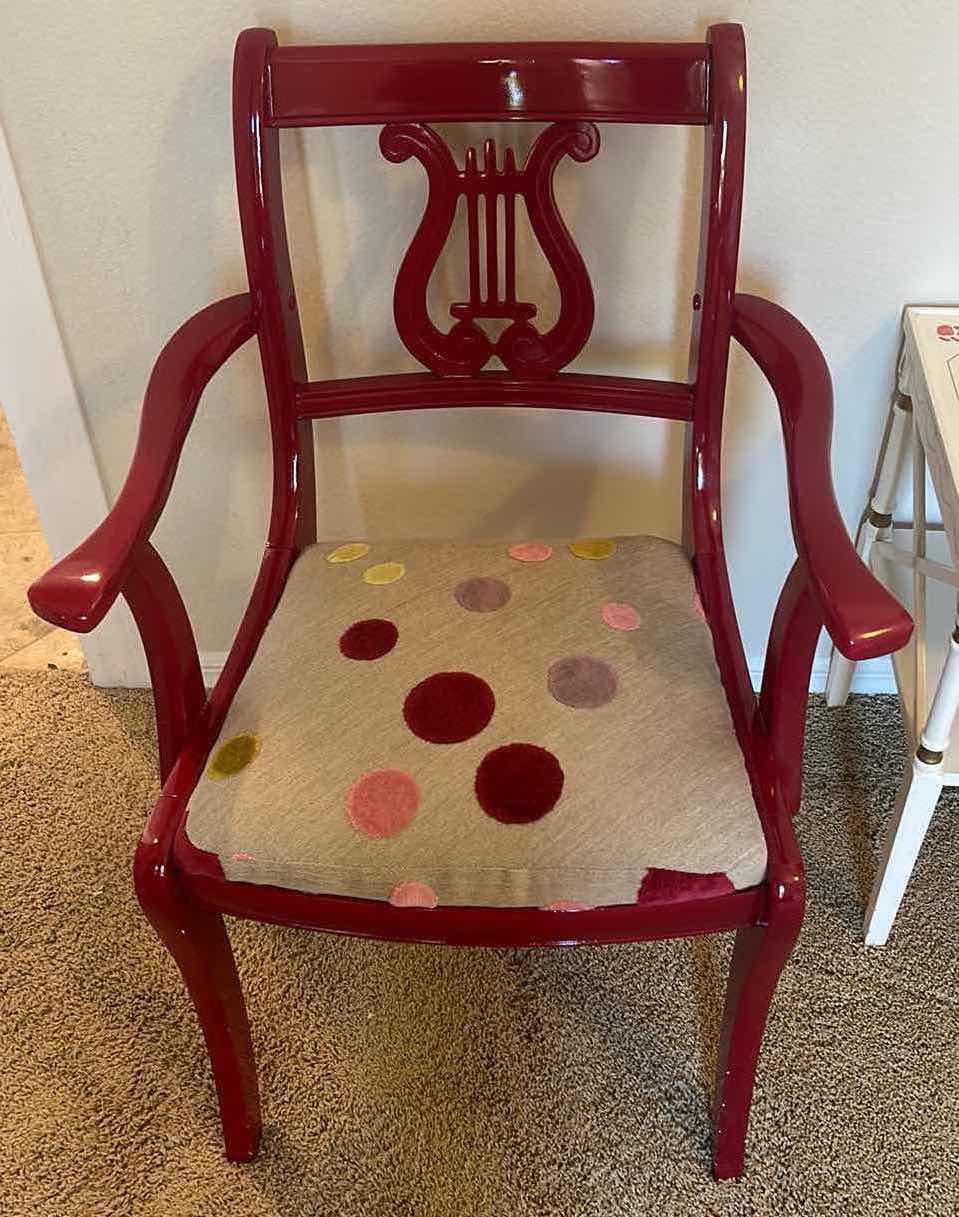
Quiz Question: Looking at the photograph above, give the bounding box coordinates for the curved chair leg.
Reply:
[135,842,261,1161]
[711,878,804,1180]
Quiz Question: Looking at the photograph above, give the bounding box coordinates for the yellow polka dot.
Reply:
[326,542,371,563]
[568,538,616,561]
[207,732,260,781]
[362,561,406,586]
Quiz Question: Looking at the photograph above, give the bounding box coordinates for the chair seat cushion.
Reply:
[184,536,766,908]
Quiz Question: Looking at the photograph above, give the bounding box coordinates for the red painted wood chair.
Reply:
[29,25,911,1179]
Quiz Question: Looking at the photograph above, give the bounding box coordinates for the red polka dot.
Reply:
[475,743,564,824]
[636,868,734,904]
[347,769,420,837]
[403,672,495,743]
[389,881,438,908]
[339,618,398,660]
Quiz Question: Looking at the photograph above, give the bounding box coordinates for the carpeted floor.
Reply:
[2,671,958,1216]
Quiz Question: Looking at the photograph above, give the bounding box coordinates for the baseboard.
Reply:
[746,654,896,695]
[197,651,897,695]
[200,651,229,689]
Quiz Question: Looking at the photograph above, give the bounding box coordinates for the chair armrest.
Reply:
[29,294,256,632]
[731,293,912,662]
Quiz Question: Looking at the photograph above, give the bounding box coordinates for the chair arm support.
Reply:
[731,293,912,662]
[28,294,256,632]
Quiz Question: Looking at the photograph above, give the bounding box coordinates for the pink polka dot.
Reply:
[388,881,438,908]
[543,900,594,912]
[602,601,641,631]
[230,851,255,862]
[347,769,420,838]
[692,592,707,622]
[508,542,553,563]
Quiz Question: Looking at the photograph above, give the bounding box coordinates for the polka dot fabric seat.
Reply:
[184,536,767,909]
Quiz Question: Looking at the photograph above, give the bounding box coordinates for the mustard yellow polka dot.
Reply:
[568,538,616,561]
[326,542,371,563]
[362,561,406,586]
[207,732,260,781]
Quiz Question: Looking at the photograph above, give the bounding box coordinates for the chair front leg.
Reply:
[135,797,261,1161]
[711,867,805,1179]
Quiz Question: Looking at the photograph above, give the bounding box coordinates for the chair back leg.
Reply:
[134,845,262,1161]
[711,875,805,1179]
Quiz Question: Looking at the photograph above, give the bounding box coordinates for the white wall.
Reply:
[0,1,956,679]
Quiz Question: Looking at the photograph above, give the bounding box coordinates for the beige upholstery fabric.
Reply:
[185,536,766,907]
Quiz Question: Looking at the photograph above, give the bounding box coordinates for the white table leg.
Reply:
[825,393,912,707]
[863,618,959,945]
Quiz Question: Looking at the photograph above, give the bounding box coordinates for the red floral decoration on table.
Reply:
[338,618,399,660]
[475,743,564,823]
[403,671,495,743]
[636,868,734,904]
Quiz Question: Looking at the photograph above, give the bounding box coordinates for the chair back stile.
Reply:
[684,24,754,738]
[233,29,316,555]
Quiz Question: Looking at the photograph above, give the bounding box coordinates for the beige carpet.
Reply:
[2,670,958,1216]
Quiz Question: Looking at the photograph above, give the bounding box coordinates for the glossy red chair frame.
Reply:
[29,25,911,1180]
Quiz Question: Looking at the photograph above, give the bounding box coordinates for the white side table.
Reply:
[826,306,959,945]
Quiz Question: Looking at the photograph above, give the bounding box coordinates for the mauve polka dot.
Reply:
[338,618,398,660]
[346,769,420,838]
[403,672,495,743]
[602,601,641,631]
[389,881,438,909]
[475,743,564,823]
[454,576,511,613]
[508,542,553,563]
[547,656,618,708]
